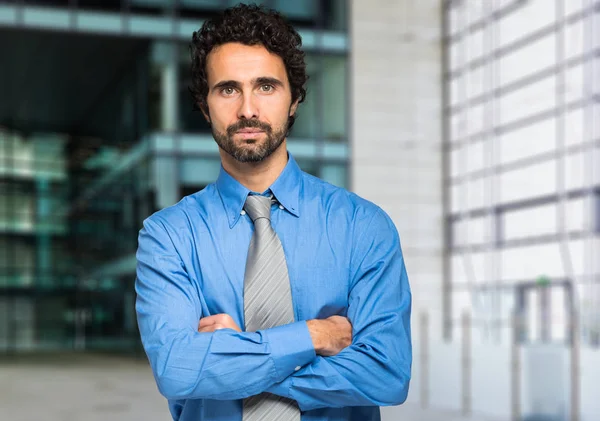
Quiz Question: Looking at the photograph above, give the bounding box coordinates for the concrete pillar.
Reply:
[351,0,444,335]
[350,1,444,416]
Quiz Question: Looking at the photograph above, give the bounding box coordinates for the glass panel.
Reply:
[451,215,492,247]
[565,61,584,104]
[295,158,318,177]
[320,163,346,188]
[466,28,484,63]
[498,117,556,165]
[503,202,557,241]
[77,0,122,12]
[565,0,585,17]
[274,0,317,21]
[565,105,584,147]
[180,157,221,186]
[526,288,540,342]
[496,0,556,48]
[565,150,586,191]
[565,17,584,60]
[498,75,556,126]
[322,55,346,141]
[550,286,567,342]
[499,160,556,203]
[466,64,485,100]
[449,38,463,72]
[24,0,71,7]
[178,0,225,18]
[180,0,222,8]
[290,54,318,139]
[465,102,485,137]
[498,33,556,87]
[501,243,563,281]
[448,2,464,36]
[322,0,347,31]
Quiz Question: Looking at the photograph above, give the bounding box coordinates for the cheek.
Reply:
[263,97,293,122]
[207,102,236,128]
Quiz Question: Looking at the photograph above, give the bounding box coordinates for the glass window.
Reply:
[565,61,584,104]
[450,140,486,179]
[565,17,585,60]
[501,243,563,281]
[499,160,556,203]
[466,64,486,100]
[321,0,346,31]
[565,105,584,147]
[496,0,556,48]
[290,55,318,139]
[76,0,122,12]
[322,55,346,142]
[565,0,585,17]
[499,33,556,87]
[464,102,486,137]
[466,28,484,63]
[179,88,211,133]
[498,75,556,126]
[503,202,557,241]
[24,0,71,7]
[274,0,317,22]
[320,163,346,188]
[498,118,556,165]
[180,157,220,186]
[451,215,492,247]
[295,158,318,177]
[447,2,464,37]
[449,39,463,72]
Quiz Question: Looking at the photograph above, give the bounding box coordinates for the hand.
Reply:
[306,315,352,357]
[198,314,242,333]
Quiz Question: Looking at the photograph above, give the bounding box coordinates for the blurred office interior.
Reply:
[0,1,599,420]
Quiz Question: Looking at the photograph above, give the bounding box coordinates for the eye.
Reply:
[260,84,274,93]
[221,87,236,96]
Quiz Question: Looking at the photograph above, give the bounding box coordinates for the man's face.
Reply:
[203,42,298,163]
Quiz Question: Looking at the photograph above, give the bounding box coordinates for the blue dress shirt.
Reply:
[135,153,412,421]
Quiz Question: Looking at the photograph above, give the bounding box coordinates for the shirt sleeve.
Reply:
[266,208,412,411]
[135,216,316,401]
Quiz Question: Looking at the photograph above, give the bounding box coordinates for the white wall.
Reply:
[350,0,444,415]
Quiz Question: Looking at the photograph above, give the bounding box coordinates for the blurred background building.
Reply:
[0,1,599,421]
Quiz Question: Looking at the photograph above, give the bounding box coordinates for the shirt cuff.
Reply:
[262,321,316,382]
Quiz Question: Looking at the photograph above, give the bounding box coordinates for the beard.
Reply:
[212,118,288,163]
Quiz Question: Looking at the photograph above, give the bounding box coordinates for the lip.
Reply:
[236,129,264,134]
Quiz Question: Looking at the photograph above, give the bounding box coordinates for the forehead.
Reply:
[205,42,288,84]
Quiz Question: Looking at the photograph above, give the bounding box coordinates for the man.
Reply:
[135,3,411,421]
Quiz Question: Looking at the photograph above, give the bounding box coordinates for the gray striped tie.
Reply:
[242,194,301,421]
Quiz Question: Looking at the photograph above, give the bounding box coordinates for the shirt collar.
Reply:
[216,153,302,228]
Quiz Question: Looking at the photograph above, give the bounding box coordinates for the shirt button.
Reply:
[279,205,284,210]
[294,365,301,371]
[240,210,246,216]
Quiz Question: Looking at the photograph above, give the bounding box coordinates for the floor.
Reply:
[0,353,505,421]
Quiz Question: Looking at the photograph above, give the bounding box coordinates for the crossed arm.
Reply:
[135,209,412,410]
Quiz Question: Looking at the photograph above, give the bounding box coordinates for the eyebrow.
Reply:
[211,77,284,92]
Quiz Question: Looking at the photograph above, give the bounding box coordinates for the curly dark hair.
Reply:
[189,3,308,131]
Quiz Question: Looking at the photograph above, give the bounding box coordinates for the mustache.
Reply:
[227,119,272,136]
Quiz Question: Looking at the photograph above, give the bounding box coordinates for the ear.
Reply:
[289,99,299,117]
[199,103,211,123]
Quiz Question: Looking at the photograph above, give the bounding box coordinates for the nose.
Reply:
[237,92,259,120]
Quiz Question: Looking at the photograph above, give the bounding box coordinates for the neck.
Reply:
[220,141,288,193]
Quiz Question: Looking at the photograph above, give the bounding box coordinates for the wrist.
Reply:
[306,319,325,353]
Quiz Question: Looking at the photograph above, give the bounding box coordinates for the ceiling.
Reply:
[0,28,148,139]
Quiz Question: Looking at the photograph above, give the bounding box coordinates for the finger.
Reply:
[199,323,225,333]
[199,315,221,329]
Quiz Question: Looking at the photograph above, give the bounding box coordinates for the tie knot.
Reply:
[244,195,273,222]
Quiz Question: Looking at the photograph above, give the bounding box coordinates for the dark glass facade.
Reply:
[0,1,348,353]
